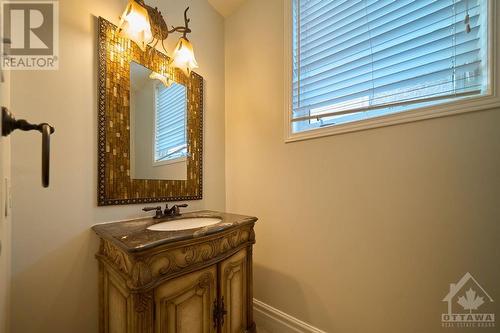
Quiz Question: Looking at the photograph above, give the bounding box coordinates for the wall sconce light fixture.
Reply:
[118,0,199,76]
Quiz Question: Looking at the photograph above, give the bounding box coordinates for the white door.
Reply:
[0,54,12,332]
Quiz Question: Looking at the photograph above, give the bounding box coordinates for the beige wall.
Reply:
[225,0,500,332]
[9,0,225,332]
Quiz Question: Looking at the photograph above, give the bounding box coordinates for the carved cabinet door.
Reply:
[155,265,217,333]
[219,249,248,333]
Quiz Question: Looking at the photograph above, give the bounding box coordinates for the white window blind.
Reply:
[154,83,187,162]
[292,0,488,133]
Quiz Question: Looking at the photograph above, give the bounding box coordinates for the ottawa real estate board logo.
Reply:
[1,0,59,70]
[442,272,495,328]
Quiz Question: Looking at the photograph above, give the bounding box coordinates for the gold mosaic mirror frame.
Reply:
[97,17,203,206]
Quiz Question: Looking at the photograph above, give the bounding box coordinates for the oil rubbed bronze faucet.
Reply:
[143,203,188,219]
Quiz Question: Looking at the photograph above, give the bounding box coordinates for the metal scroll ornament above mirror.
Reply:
[97,17,203,206]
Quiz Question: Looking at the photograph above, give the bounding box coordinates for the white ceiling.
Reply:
[208,0,248,17]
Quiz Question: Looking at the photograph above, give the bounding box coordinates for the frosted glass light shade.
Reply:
[149,71,173,87]
[118,0,152,51]
[171,37,198,76]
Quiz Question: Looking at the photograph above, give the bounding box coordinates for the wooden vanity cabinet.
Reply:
[95,222,256,333]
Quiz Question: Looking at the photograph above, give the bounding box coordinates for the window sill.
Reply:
[285,93,500,143]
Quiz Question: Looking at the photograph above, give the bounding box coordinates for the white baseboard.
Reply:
[253,299,327,333]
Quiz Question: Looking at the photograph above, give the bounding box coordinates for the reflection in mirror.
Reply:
[129,61,188,180]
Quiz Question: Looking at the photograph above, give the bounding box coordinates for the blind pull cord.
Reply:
[465,0,471,33]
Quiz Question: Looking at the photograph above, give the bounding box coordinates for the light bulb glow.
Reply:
[118,0,152,51]
[171,37,198,76]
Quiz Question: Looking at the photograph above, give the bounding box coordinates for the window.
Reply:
[154,82,188,164]
[287,0,496,140]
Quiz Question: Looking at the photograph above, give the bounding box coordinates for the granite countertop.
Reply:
[92,210,257,253]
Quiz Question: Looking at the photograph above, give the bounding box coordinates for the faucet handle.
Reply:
[143,206,161,212]
[168,203,188,216]
[143,206,163,219]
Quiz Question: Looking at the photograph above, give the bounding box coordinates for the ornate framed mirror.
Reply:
[97,17,202,206]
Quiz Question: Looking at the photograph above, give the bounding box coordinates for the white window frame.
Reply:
[284,0,500,142]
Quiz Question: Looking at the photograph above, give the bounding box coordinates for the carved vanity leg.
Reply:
[131,291,154,333]
[246,245,256,333]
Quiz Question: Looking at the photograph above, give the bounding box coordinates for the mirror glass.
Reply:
[129,61,188,180]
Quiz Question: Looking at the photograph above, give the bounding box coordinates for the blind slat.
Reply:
[310,73,482,115]
[296,22,480,88]
[295,47,480,107]
[294,60,481,114]
[299,3,479,67]
[296,33,479,91]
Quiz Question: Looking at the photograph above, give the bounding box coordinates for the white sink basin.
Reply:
[147,217,222,231]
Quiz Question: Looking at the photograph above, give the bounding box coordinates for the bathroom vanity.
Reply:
[92,211,257,333]
[93,17,256,333]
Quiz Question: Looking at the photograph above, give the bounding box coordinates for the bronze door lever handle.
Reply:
[1,107,55,187]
